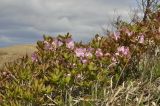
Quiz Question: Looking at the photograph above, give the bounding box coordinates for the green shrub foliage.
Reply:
[0,10,160,105]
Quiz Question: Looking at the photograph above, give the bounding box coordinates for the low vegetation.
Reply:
[0,6,160,106]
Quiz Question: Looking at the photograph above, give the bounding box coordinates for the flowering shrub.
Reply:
[0,10,159,105]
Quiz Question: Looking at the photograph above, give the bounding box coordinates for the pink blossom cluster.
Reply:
[32,37,75,62]
[43,37,75,51]
[124,28,133,37]
[32,31,146,68]
[65,38,75,50]
[44,39,63,51]
[113,31,120,41]
[74,47,104,63]
[31,52,38,62]
[116,46,130,57]
[95,48,103,57]
[74,48,86,57]
[52,39,63,48]
[74,47,93,63]
[44,41,52,50]
[138,35,144,44]
[113,28,133,41]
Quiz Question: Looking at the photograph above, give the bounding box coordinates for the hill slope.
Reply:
[0,44,36,68]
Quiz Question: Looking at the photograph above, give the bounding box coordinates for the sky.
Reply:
[0,0,138,47]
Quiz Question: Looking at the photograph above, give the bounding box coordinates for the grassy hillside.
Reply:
[0,44,36,68]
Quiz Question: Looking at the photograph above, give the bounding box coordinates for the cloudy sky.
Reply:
[0,0,138,47]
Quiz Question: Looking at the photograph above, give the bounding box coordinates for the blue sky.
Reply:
[0,0,138,47]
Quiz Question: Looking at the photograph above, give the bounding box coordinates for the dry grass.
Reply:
[70,78,160,106]
[0,44,36,68]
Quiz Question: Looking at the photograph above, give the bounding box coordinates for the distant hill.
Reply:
[0,44,36,68]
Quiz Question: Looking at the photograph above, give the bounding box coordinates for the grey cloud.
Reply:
[0,0,137,47]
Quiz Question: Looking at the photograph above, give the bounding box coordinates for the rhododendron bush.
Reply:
[0,10,160,105]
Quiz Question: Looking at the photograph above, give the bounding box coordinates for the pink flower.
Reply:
[95,48,103,57]
[31,52,38,62]
[75,47,93,62]
[104,53,111,57]
[111,56,117,63]
[66,38,74,49]
[87,47,94,52]
[51,40,57,48]
[139,35,144,44]
[52,39,63,49]
[114,32,120,40]
[51,40,58,50]
[85,51,92,58]
[57,40,63,46]
[117,46,125,52]
[126,30,133,36]
[117,46,130,56]
[44,41,52,50]
[75,48,86,57]
[81,59,87,64]
[115,52,120,56]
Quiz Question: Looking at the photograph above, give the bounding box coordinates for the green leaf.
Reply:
[63,53,69,59]
[50,73,60,83]
[88,62,97,71]
[64,76,71,84]
[37,41,44,49]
